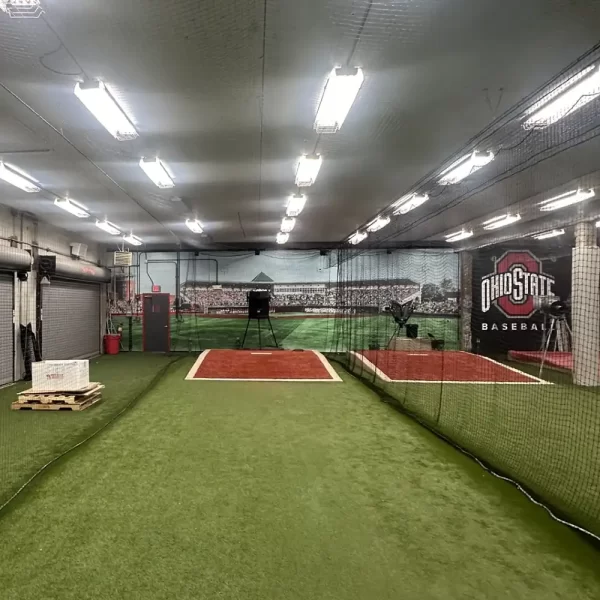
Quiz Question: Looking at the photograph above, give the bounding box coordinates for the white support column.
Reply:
[572,222,600,386]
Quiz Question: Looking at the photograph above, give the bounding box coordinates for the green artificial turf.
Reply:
[1,356,599,599]
[0,353,179,508]
[345,357,600,539]
[113,314,459,352]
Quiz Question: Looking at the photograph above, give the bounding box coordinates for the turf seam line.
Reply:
[0,355,185,518]
[332,358,600,545]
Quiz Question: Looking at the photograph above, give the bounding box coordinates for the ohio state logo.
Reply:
[481,250,555,318]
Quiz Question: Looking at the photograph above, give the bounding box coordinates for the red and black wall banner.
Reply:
[471,248,572,353]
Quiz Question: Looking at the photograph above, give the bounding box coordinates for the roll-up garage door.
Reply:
[42,280,101,360]
[0,274,13,385]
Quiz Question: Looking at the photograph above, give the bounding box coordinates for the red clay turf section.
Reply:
[357,350,540,383]
[187,349,339,381]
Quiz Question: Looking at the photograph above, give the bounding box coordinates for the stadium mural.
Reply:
[110,250,460,351]
[471,248,572,354]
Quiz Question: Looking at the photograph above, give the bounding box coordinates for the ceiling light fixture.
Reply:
[348,231,368,245]
[392,193,429,215]
[533,229,565,240]
[524,65,600,129]
[445,229,473,243]
[54,197,89,218]
[0,162,40,193]
[281,217,296,233]
[185,218,203,234]
[286,194,306,217]
[539,188,595,211]
[74,81,138,141]
[95,219,121,235]
[439,151,495,185]
[276,232,289,244]
[139,157,175,189]
[295,154,323,187]
[0,0,44,18]
[123,233,143,246]
[367,216,390,232]
[482,213,521,230]
[314,67,364,133]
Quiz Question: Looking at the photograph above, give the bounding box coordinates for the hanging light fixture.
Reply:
[314,67,364,133]
[295,154,323,187]
[280,217,296,233]
[532,229,565,240]
[482,213,521,230]
[286,194,306,217]
[348,231,368,245]
[439,151,495,185]
[95,219,121,235]
[539,188,594,211]
[524,65,600,129]
[139,157,175,189]
[445,229,473,243]
[123,233,143,246]
[54,197,89,218]
[185,219,203,234]
[0,162,40,193]
[276,232,289,244]
[74,81,138,141]
[366,216,390,232]
[392,193,429,215]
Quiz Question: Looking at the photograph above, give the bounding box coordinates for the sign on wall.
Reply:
[472,248,571,353]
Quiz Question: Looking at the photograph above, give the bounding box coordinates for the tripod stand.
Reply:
[241,315,279,349]
[539,314,572,377]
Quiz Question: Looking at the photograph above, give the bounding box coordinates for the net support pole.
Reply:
[572,222,600,386]
[459,251,473,351]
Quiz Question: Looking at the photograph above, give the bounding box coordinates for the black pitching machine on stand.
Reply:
[535,296,572,377]
[386,299,416,348]
[241,290,279,350]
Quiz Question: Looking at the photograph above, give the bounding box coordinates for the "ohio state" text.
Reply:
[481,268,555,313]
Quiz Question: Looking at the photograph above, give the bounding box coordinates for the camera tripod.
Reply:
[539,314,572,377]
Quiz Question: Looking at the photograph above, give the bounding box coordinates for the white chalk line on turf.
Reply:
[185,349,211,380]
[185,349,341,382]
[350,350,550,384]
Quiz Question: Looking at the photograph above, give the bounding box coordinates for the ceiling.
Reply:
[0,0,599,250]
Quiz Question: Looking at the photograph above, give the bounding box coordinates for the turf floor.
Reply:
[113,314,459,352]
[1,355,599,599]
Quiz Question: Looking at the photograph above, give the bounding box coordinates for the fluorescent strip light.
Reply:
[295,154,323,187]
[185,218,203,234]
[482,213,521,230]
[0,162,40,193]
[539,188,594,211]
[276,232,289,244]
[348,231,368,245]
[54,197,89,218]
[392,193,429,215]
[314,67,364,133]
[139,157,175,189]
[281,217,296,233]
[74,81,138,141]
[95,219,121,235]
[533,229,565,240]
[286,194,306,217]
[367,216,390,232]
[0,0,43,18]
[446,229,473,243]
[123,233,143,246]
[439,151,495,185]
[524,65,600,129]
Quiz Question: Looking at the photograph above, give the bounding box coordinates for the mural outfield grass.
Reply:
[112,314,459,352]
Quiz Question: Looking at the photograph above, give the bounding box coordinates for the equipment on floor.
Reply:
[241,290,279,350]
[385,299,415,348]
[538,299,572,376]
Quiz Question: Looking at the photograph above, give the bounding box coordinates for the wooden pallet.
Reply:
[11,394,102,412]
[17,383,104,405]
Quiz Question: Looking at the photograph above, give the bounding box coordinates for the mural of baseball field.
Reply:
[109,249,460,352]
